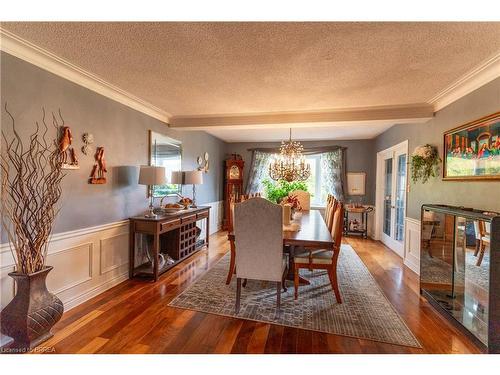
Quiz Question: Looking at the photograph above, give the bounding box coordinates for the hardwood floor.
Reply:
[38,231,482,354]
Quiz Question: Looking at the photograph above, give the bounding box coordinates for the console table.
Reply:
[343,205,373,239]
[129,206,210,282]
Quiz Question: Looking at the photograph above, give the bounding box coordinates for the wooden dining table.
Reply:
[227,209,335,285]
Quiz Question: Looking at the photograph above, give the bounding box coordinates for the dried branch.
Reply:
[1,103,66,274]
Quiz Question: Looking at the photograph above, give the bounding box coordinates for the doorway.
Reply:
[375,140,408,257]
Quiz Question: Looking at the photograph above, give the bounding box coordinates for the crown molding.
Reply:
[429,52,500,112]
[169,104,434,129]
[0,28,171,123]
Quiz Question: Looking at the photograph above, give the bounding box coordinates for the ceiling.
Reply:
[2,22,500,142]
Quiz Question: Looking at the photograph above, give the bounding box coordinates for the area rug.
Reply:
[169,244,421,348]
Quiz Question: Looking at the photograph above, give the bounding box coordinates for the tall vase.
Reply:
[0,266,64,350]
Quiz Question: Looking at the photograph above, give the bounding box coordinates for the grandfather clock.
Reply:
[223,154,244,231]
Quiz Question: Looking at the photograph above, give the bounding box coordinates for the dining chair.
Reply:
[293,202,344,303]
[226,193,263,285]
[233,197,288,313]
[325,195,338,232]
[474,220,490,266]
[289,190,310,211]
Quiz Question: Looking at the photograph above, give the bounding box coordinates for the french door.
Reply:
[377,141,408,256]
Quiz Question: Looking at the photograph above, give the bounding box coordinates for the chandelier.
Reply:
[269,129,311,182]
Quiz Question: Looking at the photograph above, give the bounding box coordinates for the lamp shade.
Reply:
[138,166,167,185]
[184,170,203,185]
[170,171,185,184]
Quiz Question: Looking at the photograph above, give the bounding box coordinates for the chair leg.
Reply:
[226,242,236,285]
[476,242,486,267]
[474,239,480,256]
[242,278,247,288]
[276,282,281,312]
[328,268,342,304]
[294,267,299,300]
[235,278,242,314]
[282,270,287,292]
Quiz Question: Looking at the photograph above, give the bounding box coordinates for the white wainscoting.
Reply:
[0,200,223,312]
[404,217,421,275]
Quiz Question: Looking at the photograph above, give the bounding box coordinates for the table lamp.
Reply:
[138,166,166,218]
[184,170,203,208]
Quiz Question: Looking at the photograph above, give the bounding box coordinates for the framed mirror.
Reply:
[149,130,182,197]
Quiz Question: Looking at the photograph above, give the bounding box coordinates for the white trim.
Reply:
[0,28,171,123]
[375,140,409,256]
[404,217,421,275]
[430,52,500,112]
[0,219,129,254]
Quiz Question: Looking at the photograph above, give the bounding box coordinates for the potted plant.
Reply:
[0,105,66,350]
[262,179,309,204]
[411,144,441,183]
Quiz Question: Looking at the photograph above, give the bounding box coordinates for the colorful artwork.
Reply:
[443,112,500,180]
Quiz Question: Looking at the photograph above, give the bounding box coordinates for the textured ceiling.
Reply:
[3,22,500,117]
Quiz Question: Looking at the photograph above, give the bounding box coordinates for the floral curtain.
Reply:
[245,150,273,194]
[321,149,346,202]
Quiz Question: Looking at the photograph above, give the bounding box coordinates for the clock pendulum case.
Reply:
[222,154,244,230]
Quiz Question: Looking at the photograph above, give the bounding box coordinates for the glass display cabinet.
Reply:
[420,204,499,353]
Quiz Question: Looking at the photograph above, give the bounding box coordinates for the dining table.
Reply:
[227,209,335,285]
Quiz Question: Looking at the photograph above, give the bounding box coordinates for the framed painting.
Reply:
[347,172,366,196]
[443,112,500,180]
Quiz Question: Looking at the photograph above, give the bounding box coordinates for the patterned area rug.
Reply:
[169,244,421,348]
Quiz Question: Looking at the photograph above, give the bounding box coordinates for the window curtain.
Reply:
[245,150,273,194]
[320,148,346,202]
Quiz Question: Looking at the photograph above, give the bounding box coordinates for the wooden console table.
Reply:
[129,206,210,282]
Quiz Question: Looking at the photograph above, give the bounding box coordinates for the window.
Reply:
[304,155,328,207]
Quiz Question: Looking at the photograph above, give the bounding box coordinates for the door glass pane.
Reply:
[383,158,392,236]
[395,154,406,241]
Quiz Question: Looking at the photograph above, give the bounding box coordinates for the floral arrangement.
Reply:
[411,144,441,183]
[281,194,302,211]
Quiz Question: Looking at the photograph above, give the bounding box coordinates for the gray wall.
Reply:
[0,52,225,242]
[226,139,376,204]
[375,77,500,220]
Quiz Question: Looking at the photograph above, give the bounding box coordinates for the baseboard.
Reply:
[63,272,129,311]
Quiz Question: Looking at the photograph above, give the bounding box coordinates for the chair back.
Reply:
[289,190,310,210]
[234,197,284,282]
[330,203,344,249]
[324,195,332,221]
[325,195,338,231]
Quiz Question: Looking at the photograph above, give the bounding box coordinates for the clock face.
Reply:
[229,165,240,179]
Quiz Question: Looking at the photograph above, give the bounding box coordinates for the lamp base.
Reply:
[144,207,157,219]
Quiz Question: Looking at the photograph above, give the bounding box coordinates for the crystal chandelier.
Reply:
[269,129,311,182]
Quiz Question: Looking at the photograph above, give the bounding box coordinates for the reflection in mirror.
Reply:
[149,131,181,197]
[420,208,490,345]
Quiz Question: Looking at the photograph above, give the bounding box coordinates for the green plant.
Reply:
[411,144,441,183]
[262,179,308,203]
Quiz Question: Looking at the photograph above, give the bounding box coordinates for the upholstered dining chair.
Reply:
[226,194,261,284]
[233,197,288,313]
[289,190,311,211]
[293,202,344,303]
[474,221,490,266]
